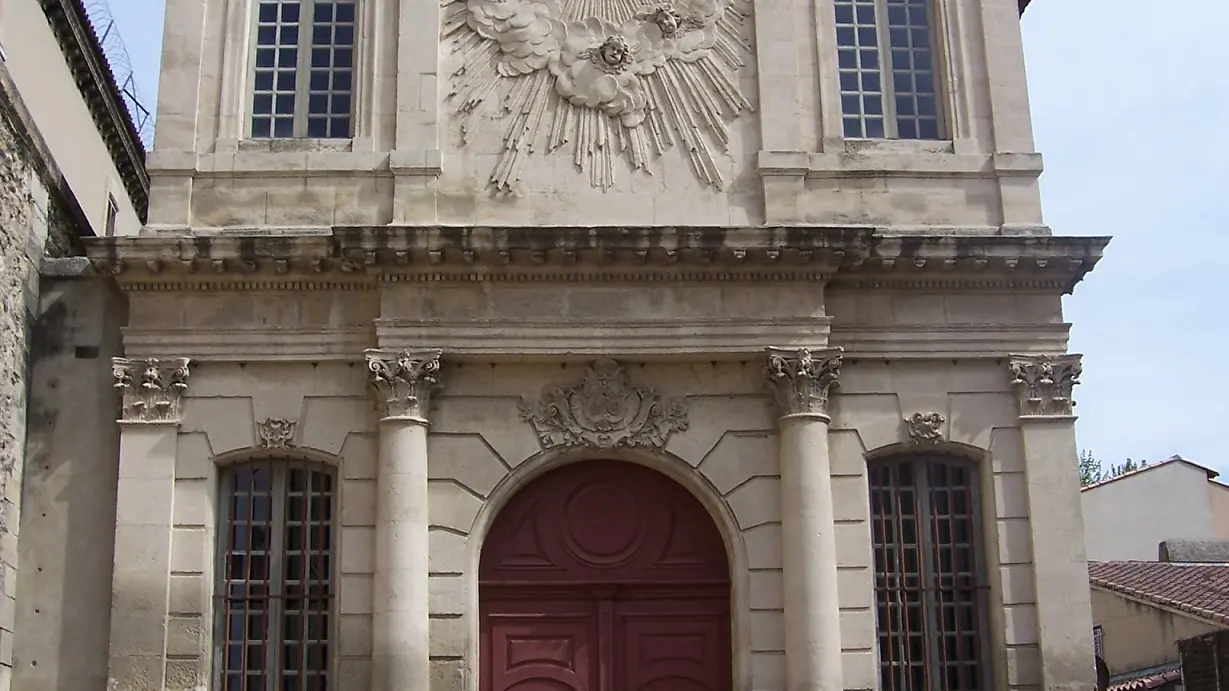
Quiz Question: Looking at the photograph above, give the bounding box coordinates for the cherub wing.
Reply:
[443,0,756,193]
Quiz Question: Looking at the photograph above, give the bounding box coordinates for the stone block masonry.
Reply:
[0,67,91,691]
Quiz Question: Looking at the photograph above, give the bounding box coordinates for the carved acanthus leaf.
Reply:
[112,357,191,423]
[443,0,754,193]
[1008,353,1082,419]
[905,412,945,444]
[364,349,444,420]
[519,358,688,449]
[765,347,843,418]
[257,418,298,449]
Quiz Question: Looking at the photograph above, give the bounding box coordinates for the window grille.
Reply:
[250,0,355,139]
[1093,625,1104,660]
[833,0,943,139]
[215,459,337,691]
[869,456,990,691]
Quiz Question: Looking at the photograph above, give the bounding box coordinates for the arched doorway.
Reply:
[480,460,732,691]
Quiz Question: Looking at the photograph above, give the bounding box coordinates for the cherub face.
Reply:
[652,8,681,36]
[599,37,627,66]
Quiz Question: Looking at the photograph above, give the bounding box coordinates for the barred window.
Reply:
[215,459,337,691]
[834,0,943,139]
[869,455,990,691]
[250,0,356,139]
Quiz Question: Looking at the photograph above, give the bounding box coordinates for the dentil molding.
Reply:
[905,412,946,444]
[112,357,191,423]
[764,346,843,419]
[1008,353,1082,419]
[519,358,688,449]
[364,348,444,420]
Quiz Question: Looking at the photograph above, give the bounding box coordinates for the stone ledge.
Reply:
[82,226,1109,294]
[757,149,1044,180]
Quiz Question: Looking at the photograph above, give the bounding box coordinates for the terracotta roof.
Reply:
[1108,665,1183,691]
[1089,561,1229,626]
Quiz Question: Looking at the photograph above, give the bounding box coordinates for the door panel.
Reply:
[615,598,731,691]
[483,600,597,691]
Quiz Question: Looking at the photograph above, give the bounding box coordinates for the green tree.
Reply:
[1079,449,1104,487]
[1079,451,1149,487]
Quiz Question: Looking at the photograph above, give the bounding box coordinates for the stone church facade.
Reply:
[57,0,1105,690]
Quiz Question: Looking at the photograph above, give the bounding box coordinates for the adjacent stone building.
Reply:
[57,0,1109,689]
[0,0,147,689]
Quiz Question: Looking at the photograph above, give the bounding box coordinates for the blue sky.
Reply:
[109,0,1228,474]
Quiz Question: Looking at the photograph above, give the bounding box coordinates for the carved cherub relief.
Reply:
[443,0,755,192]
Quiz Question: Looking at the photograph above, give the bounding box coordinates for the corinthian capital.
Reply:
[112,357,191,423]
[364,348,443,421]
[1008,353,1082,419]
[765,347,843,419]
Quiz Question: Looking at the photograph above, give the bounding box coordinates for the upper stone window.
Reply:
[250,0,355,139]
[834,0,943,140]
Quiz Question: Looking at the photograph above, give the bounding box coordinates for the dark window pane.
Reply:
[259,3,278,21]
[336,1,354,21]
[335,24,354,47]
[281,2,299,21]
[332,70,351,91]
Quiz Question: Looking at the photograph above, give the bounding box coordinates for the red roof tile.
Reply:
[1089,561,1229,626]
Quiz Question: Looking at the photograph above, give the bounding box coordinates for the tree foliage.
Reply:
[1079,450,1148,487]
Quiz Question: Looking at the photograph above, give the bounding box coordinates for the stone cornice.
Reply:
[84,226,1109,294]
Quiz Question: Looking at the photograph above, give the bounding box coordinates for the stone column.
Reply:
[107,357,191,690]
[765,347,845,691]
[364,348,443,691]
[1009,353,1096,691]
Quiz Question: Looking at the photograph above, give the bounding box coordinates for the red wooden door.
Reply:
[480,461,731,691]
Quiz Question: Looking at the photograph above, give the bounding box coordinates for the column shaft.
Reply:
[373,419,431,691]
[365,348,443,691]
[779,415,844,691]
[766,347,845,691]
[1009,354,1096,691]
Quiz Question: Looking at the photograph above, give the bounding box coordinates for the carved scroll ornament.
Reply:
[519,358,688,449]
[112,357,191,423]
[764,347,843,419]
[444,0,755,192]
[365,348,444,420]
[1008,353,1082,419]
[257,418,298,449]
[905,412,945,444]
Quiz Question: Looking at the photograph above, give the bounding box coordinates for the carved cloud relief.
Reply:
[444,0,755,192]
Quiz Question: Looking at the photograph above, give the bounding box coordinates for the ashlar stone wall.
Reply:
[117,354,1046,691]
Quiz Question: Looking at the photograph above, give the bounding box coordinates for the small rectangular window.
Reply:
[1093,625,1104,659]
[834,0,942,140]
[105,195,118,236]
[250,0,356,139]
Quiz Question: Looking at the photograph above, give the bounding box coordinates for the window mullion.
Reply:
[916,461,944,691]
[874,0,898,138]
[295,0,314,137]
[267,464,288,691]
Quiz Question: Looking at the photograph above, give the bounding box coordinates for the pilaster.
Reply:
[1009,353,1096,691]
[107,357,191,691]
[765,346,844,691]
[365,347,442,691]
